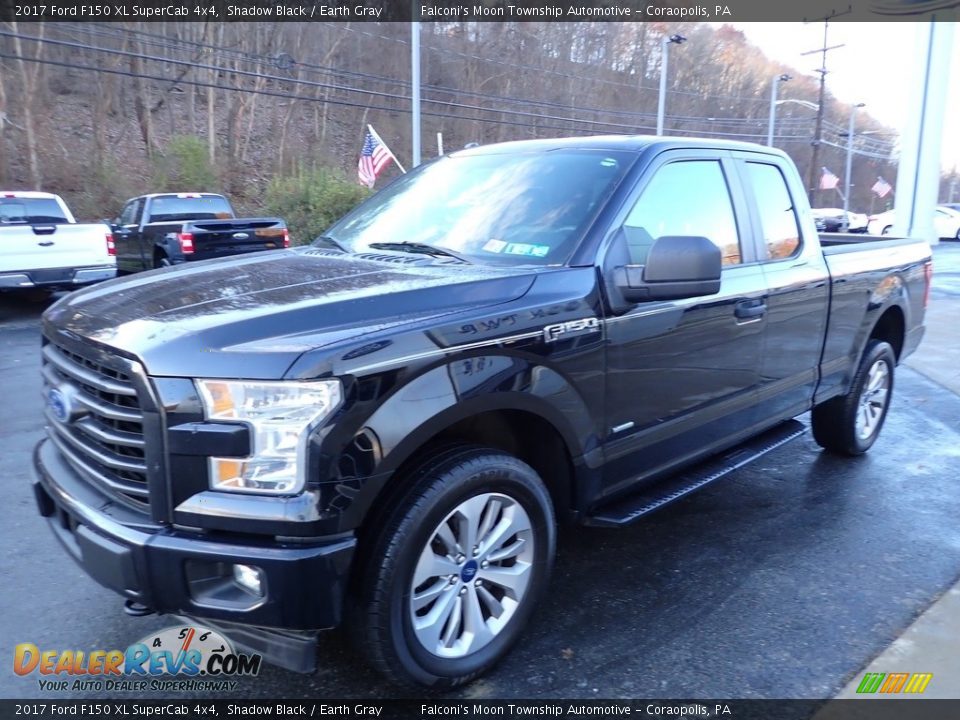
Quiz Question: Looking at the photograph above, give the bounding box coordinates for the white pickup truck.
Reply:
[0,191,116,292]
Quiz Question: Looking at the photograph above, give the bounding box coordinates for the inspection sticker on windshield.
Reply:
[483,239,507,253]
[506,243,550,257]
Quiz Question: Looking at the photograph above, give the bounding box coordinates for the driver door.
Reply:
[601,152,768,499]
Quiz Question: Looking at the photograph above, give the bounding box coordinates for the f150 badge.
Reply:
[543,317,600,342]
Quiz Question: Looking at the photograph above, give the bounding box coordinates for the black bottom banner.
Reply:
[1,700,959,720]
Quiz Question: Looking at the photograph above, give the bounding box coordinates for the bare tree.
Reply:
[9,21,45,189]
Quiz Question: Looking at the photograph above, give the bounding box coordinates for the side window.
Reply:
[746,163,801,260]
[118,201,137,226]
[622,160,741,266]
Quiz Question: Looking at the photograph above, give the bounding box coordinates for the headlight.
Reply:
[195,379,342,495]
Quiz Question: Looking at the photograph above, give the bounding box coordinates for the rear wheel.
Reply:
[882,225,892,236]
[351,445,555,688]
[812,339,896,455]
[153,253,171,269]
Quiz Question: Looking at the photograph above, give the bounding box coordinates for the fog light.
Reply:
[232,564,265,597]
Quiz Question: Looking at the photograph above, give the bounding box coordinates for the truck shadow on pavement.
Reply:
[0,291,61,325]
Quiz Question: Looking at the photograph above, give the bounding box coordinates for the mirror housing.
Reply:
[614,235,722,302]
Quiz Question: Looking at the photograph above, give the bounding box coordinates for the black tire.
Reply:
[882,226,892,236]
[350,444,556,688]
[811,339,896,455]
[153,253,171,269]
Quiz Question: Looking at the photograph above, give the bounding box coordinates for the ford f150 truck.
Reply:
[0,192,116,292]
[110,192,287,273]
[32,137,931,688]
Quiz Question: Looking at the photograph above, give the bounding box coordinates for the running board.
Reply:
[584,420,806,528]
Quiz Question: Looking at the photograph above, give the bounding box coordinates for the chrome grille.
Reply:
[41,339,150,511]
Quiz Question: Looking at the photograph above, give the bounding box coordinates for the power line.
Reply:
[45,22,895,151]
[0,27,895,159]
[57,22,780,125]
[4,30,842,140]
[5,49,846,148]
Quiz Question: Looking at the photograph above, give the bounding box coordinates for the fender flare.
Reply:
[321,358,599,531]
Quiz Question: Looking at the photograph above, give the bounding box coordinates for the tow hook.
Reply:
[123,599,155,617]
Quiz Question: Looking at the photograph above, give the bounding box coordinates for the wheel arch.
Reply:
[869,304,906,361]
[323,359,598,535]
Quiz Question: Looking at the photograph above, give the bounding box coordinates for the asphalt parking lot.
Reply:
[3,245,960,701]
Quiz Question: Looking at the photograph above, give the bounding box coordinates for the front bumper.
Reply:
[32,438,356,631]
[0,265,116,289]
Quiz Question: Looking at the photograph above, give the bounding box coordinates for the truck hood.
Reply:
[44,249,537,378]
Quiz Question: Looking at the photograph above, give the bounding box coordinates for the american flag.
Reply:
[871,176,893,198]
[820,167,840,191]
[357,128,394,189]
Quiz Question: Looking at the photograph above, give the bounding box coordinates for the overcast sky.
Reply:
[730,22,959,173]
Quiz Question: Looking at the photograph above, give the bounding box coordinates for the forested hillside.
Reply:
[0,21,902,231]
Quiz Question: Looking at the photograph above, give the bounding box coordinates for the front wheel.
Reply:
[812,339,896,455]
[351,445,555,688]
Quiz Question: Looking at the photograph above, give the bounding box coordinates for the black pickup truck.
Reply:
[33,137,931,688]
[109,193,287,272]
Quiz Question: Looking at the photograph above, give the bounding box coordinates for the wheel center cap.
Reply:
[460,559,478,583]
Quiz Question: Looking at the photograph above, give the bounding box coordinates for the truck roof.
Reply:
[0,191,62,199]
[455,135,787,158]
[137,192,226,199]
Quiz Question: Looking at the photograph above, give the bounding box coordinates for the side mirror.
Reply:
[614,235,722,302]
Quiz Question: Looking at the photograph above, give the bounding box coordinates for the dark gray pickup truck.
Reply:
[32,137,931,688]
[110,193,287,272]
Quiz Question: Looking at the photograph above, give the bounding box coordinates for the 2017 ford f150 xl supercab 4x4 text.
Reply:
[32,137,931,688]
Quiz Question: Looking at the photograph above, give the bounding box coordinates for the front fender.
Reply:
[313,356,598,533]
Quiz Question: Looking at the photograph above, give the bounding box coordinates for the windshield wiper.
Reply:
[368,241,472,264]
[314,235,351,253]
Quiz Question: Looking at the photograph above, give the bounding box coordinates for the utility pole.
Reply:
[656,34,686,136]
[801,13,849,205]
[767,74,792,147]
[842,103,865,232]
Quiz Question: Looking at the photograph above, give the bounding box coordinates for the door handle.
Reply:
[735,300,767,320]
[38,241,55,247]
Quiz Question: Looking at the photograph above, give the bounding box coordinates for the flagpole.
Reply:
[368,124,407,174]
[411,21,422,167]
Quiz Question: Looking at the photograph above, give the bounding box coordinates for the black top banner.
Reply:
[1,0,959,23]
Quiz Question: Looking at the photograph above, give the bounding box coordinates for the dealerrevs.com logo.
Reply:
[14,625,261,692]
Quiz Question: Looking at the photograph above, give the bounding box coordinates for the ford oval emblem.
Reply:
[232,232,250,240]
[460,560,479,583]
[47,387,70,423]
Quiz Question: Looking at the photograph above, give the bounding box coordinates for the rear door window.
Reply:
[119,199,140,226]
[745,163,802,260]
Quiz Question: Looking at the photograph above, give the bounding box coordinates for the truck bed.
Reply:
[814,232,931,405]
[818,232,925,253]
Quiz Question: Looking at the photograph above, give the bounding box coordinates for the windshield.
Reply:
[0,198,69,224]
[322,149,635,266]
[147,195,233,223]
